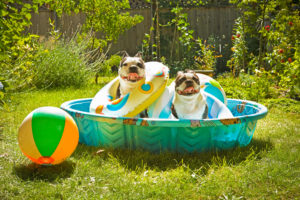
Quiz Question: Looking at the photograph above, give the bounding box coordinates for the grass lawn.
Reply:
[0,79,299,199]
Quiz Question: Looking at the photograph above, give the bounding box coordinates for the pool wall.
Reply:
[61,98,267,153]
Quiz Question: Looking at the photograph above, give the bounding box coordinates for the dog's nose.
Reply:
[185,80,194,87]
[129,66,138,73]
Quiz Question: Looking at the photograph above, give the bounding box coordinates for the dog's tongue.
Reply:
[128,73,139,81]
[184,87,195,93]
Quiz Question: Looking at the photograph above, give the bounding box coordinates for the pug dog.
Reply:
[117,52,148,118]
[117,52,146,98]
[171,70,208,119]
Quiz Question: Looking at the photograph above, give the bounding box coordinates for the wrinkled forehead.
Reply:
[184,72,196,79]
[175,72,200,86]
[121,57,143,65]
[177,72,196,80]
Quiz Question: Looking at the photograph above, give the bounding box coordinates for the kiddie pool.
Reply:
[61,98,267,153]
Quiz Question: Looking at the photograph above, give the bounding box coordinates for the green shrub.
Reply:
[228,0,299,98]
[32,40,91,89]
[262,98,300,113]
[49,0,143,52]
[98,55,121,76]
[217,72,279,101]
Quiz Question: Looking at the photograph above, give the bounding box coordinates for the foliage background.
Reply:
[0,1,299,199]
[0,0,299,105]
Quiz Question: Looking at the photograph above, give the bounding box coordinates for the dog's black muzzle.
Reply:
[129,66,138,73]
[185,80,194,87]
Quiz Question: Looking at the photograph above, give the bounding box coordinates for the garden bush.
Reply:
[261,98,300,114]
[31,40,91,89]
[228,0,299,99]
[217,72,279,101]
[48,0,143,53]
[98,55,121,76]
[142,6,220,77]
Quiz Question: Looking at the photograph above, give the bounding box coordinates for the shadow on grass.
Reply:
[73,138,273,173]
[13,160,76,182]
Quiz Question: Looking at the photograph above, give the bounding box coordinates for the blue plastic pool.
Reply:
[61,98,267,153]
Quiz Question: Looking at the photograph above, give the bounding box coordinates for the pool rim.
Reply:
[60,98,268,128]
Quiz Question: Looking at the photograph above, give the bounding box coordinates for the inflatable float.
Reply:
[89,62,169,117]
[61,63,268,153]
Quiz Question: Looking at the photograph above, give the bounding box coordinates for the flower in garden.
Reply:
[236,34,241,38]
[288,58,292,63]
[255,69,261,74]
[231,35,235,40]
[264,25,270,31]
[278,49,284,54]
[280,59,285,63]
[288,21,293,26]
[231,47,235,51]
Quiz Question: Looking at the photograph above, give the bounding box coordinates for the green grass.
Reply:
[1,80,299,200]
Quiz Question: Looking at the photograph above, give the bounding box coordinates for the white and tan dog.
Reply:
[117,52,149,117]
[171,70,208,119]
[117,52,146,98]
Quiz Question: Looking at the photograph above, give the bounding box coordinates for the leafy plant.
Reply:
[217,72,279,102]
[227,17,249,76]
[48,0,144,53]
[0,0,40,60]
[261,98,300,113]
[31,39,92,89]
[0,0,51,107]
[228,0,299,99]
[194,39,222,71]
[169,7,220,75]
[98,55,122,76]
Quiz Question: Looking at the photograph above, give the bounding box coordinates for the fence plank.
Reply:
[29,7,238,56]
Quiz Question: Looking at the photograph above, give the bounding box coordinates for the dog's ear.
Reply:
[120,51,129,67]
[134,52,142,58]
[177,71,184,77]
[122,51,129,58]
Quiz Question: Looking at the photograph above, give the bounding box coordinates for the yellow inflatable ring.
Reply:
[90,62,169,117]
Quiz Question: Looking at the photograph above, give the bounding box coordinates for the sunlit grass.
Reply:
[0,79,299,199]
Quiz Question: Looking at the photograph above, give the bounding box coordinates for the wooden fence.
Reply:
[29,7,238,56]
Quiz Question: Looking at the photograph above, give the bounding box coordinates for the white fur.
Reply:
[172,91,207,119]
[118,56,145,97]
[119,78,143,97]
[118,57,144,78]
[118,61,166,97]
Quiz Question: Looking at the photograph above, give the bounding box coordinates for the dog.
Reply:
[117,52,148,117]
[117,52,146,98]
[171,70,208,119]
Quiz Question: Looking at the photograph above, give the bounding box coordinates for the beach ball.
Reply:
[18,107,79,165]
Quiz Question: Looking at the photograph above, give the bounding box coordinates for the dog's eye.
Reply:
[123,63,128,67]
[192,76,200,84]
[137,63,144,68]
[176,77,186,86]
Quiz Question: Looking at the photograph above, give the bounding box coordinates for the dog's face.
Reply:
[118,52,145,83]
[175,70,201,96]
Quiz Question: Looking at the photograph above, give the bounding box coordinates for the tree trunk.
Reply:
[151,0,160,60]
[258,0,267,69]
